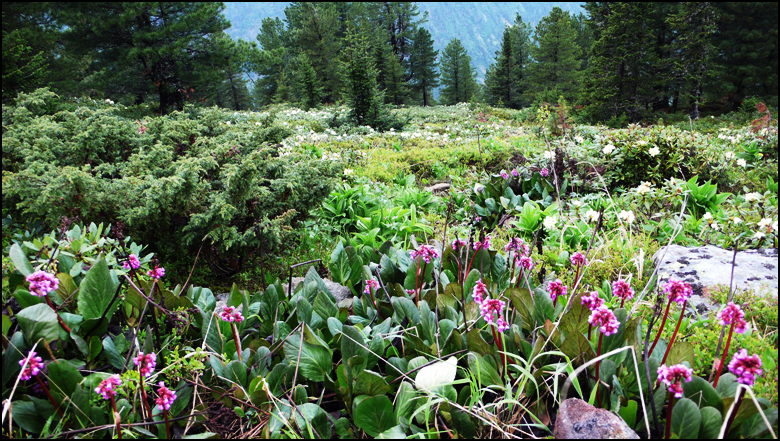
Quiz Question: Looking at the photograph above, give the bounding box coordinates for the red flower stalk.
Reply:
[713,303,749,387]
[650,279,692,357]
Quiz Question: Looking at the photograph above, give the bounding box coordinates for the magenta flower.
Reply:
[504,237,530,256]
[218,306,244,323]
[540,168,549,177]
[405,289,416,296]
[728,349,763,386]
[612,280,634,302]
[717,302,748,334]
[410,245,439,264]
[133,352,157,378]
[451,238,467,250]
[26,271,59,297]
[500,170,509,180]
[95,374,122,400]
[657,364,693,398]
[473,235,492,251]
[570,252,587,267]
[147,266,165,280]
[511,168,519,177]
[547,279,568,302]
[364,279,380,294]
[155,381,177,411]
[581,291,604,311]
[473,279,488,304]
[588,305,620,336]
[19,351,44,380]
[662,278,693,305]
[480,297,508,331]
[517,256,534,270]
[123,254,141,270]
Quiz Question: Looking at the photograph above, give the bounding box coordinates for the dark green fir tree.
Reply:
[408,27,439,106]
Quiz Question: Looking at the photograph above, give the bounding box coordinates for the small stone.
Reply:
[554,398,639,439]
[424,183,451,193]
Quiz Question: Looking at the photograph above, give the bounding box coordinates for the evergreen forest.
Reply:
[2,2,778,439]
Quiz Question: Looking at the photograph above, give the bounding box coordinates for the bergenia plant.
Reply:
[133,351,157,419]
[723,350,763,435]
[95,374,123,439]
[612,279,634,309]
[219,306,245,362]
[410,245,439,305]
[581,291,604,340]
[650,278,692,359]
[19,351,63,418]
[473,279,510,377]
[657,363,694,439]
[26,270,70,333]
[156,381,177,438]
[547,279,568,308]
[713,302,749,387]
[589,305,619,407]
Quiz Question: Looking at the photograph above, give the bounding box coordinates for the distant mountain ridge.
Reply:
[222,2,585,83]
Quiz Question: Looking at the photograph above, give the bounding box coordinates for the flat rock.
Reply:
[554,398,639,439]
[653,245,778,301]
[424,183,451,193]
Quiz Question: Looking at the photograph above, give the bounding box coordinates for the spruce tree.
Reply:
[297,53,323,110]
[341,30,385,127]
[484,14,532,109]
[408,27,439,106]
[527,7,582,103]
[254,17,294,106]
[440,39,478,104]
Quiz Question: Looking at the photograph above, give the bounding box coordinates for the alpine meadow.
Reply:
[2,2,778,439]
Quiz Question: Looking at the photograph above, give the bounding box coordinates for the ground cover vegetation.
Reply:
[2,1,779,439]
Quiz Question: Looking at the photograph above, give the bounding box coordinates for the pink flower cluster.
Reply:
[588,305,620,336]
[95,374,122,400]
[717,302,748,334]
[511,169,519,177]
[133,352,157,378]
[612,280,634,302]
[451,238,467,250]
[26,270,59,297]
[500,170,509,180]
[147,266,165,280]
[547,279,568,302]
[364,279,380,294]
[473,235,492,251]
[506,238,533,270]
[570,252,587,267]
[155,381,177,411]
[19,351,44,380]
[218,306,244,323]
[123,254,141,270]
[581,291,604,311]
[410,245,439,264]
[473,279,508,331]
[728,349,763,386]
[657,363,693,398]
[662,278,693,305]
[540,168,549,177]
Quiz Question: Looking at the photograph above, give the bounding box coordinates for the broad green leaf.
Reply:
[682,376,723,412]
[560,332,595,364]
[466,329,493,356]
[313,291,338,319]
[671,398,701,439]
[9,243,33,276]
[293,403,331,439]
[462,269,482,302]
[740,408,777,438]
[2,332,25,386]
[467,352,503,388]
[77,258,117,321]
[103,336,125,370]
[699,406,723,439]
[17,303,60,345]
[47,360,82,400]
[377,425,406,439]
[224,360,248,390]
[354,395,396,437]
[330,241,351,285]
[12,288,44,309]
[334,417,354,439]
[341,325,368,364]
[283,333,333,382]
[353,370,392,396]
[169,385,193,417]
[667,341,695,367]
[715,373,738,398]
[619,400,638,429]
[392,297,420,325]
[12,400,51,434]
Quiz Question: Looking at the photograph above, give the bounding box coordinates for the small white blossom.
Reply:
[737,158,747,167]
[648,147,661,157]
[585,209,600,223]
[725,151,735,160]
[731,217,742,225]
[636,182,653,195]
[753,231,766,240]
[618,210,636,224]
[543,151,555,160]
[703,212,713,221]
[603,144,616,155]
[710,221,720,231]
[575,135,584,143]
[543,215,558,231]
[744,193,762,203]
[344,169,354,176]
[571,200,583,207]
[638,140,648,146]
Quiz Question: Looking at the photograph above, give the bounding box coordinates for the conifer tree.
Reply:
[440,38,478,105]
[408,27,439,106]
[341,30,384,127]
[297,53,323,110]
[254,17,294,106]
[527,7,582,102]
[484,14,532,109]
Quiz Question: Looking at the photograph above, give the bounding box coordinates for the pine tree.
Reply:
[297,53,323,110]
[583,2,662,120]
[439,38,478,104]
[527,7,582,103]
[668,2,717,119]
[341,30,385,127]
[408,27,439,106]
[254,17,294,106]
[484,14,532,109]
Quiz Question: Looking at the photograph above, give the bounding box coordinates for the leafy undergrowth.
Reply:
[2,96,779,439]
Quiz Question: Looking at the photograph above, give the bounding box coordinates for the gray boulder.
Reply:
[554,398,639,439]
[653,246,778,304]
